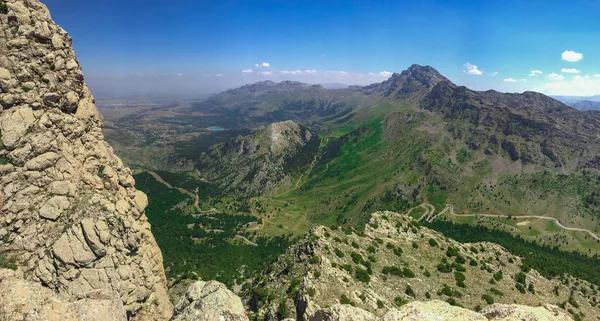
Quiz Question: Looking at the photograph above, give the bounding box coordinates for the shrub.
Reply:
[382,266,403,276]
[437,262,452,273]
[403,267,415,278]
[394,296,407,307]
[341,264,353,272]
[405,285,415,297]
[377,299,384,308]
[340,294,354,305]
[367,245,377,253]
[386,242,395,249]
[428,238,438,246]
[425,291,431,299]
[277,300,289,319]
[514,272,526,285]
[528,283,535,294]
[355,268,370,283]
[335,248,345,258]
[393,247,403,257]
[0,255,17,270]
[454,271,466,288]
[313,270,321,278]
[515,283,526,293]
[446,247,459,257]
[351,241,360,249]
[482,294,494,304]
[351,251,363,264]
[308,288,316,297]
[490,288,504,296]
[412,241,419,249]
[493,271,503,281]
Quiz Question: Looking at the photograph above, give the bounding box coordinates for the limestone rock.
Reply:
[172,280,249,321]
[482,303,573,320]
[0,269,127,321]
[39,195,70,220]
[380,301,486,321]
[310,304,377,321]
[0,0,173,319]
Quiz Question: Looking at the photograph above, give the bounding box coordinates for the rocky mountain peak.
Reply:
[0,0,172,319]
[265,120,313,155]
[361,64,449,100]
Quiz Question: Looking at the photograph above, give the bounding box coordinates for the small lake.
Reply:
[207,126,225,131]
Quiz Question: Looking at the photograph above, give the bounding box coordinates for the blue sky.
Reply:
[44,0,600,96]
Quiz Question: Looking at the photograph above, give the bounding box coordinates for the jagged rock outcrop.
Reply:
[0,0,172,319]
[0,268,126,321]
[172,280,249,321]
[307,301,573,321]
[198,120,319,195]
[250,211,596,320]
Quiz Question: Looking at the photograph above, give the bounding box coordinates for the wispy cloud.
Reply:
[528,70,543,77]
[547,73,564,81]
[503,78,526,82]
[561,50,583,62]
[463,63,482,75]
[241,69,253,73]
[491,72,498,76]
[215,73,223,77]
[260,71,273,75]
[539,74,600,96]
[379,71,393,78]
[561,68,580,74]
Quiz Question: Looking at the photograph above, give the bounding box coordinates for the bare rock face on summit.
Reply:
[0,0,172,319]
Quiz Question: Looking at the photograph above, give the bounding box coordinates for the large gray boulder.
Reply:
[172,280,249,321]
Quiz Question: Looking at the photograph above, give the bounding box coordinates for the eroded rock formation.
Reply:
[0,0,172,319]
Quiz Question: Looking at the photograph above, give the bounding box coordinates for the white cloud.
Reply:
[304,69,317,75]
[241,69,253,73]
[368,72,376,76]
[176,73,183,76]
[538,74,600,96]
[561,50,583,62]
[463,63,482,75]
[547,73,564,81]
[491,72,498,76]
[340,71,349,75]
[260,71,273,76]
[594,74,600,78]
[379,71,393,78]
[261,62,270,67]
[503,78,526,82]
[528,70,543,77]
[561,68,580,74]
[215,74,222,77]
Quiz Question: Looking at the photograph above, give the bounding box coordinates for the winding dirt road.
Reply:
[417,203,600,242]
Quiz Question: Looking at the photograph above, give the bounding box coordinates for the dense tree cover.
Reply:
[425,220,600,286]
[134,172,291,287]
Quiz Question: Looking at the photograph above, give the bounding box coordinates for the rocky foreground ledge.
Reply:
[0,267,574,320]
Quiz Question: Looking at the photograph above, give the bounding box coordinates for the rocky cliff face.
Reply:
[0,0,172,319]
[198,120,319,195]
